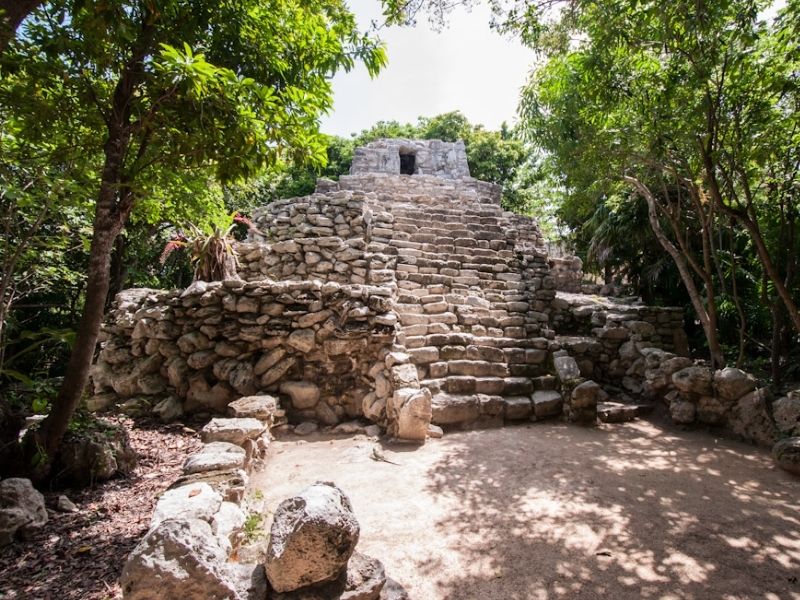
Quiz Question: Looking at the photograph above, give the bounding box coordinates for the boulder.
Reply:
[151,482,222,528]
[183,442,247,475]
[265,482,360,593]
[120,518,237,600]
[201,418,266,446]
[228,395,279,421]
[281,382,321,410]
[669,399,696,424]
[54,420,137,486]
[696,396,728,425]
[212,501,246,555]
[380,578,411,600]
[230,563,269,600]
[727,389,777,447]
[571,380,601,409]
[553,355,581,382]
[152,395,183,423]
[270,552,386,600]
[294,421,319,436]
[0,478,47,546]
[713,367,756,401]
[772,437,800,476]
[672,366,713,396]
[773,393,800,436]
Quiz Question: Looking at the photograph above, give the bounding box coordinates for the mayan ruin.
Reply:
[2,2,799,599]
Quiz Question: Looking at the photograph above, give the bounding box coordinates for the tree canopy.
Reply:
[0,0,388,475]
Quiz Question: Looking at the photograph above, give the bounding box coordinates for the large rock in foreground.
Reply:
[773,437,800,476]
[265,482,360,593]
[271,552,386,600]
[120,518,237,600]
[0,478,47,546]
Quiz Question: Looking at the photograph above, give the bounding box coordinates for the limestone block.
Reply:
[265,482,360,593]
[504,396,532,420]
[390,364,419,388]
[183,442,246,475]
[260,357,297,387]
[152,395,183,423]
[713,367,756,401]
[288,329,315,353]
[151,483,222,528]
[201,418,267,446]
[254,348,287,376]
[532,391,563,418]
[227,395,279,420]
[280,381,321,410]
[597,402,638,423]
[431,393,480,425]
[120,518,237,600]
[672,366,713,396]
[392,387,432,441]
[554,355,581,382]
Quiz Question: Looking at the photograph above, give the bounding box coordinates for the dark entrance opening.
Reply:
[399,152,416,175]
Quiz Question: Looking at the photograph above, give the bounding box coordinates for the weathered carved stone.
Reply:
[265,482,360,593]
[120,518,237,600]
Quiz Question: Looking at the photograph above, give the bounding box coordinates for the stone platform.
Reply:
[93,139,689,439]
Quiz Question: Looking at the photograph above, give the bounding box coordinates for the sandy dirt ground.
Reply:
[252,420,800,600]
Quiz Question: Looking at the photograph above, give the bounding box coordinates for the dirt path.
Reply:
[253,420,800,600]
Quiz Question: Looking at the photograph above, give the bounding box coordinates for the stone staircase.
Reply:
[360,195,556,429]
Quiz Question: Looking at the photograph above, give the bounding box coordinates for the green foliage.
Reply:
[0,0,390,396]
[513,0,800,365]
[243,512,264,542]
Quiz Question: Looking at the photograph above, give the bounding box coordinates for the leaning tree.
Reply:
[1,0,387,476]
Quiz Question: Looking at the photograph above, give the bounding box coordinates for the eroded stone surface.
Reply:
[0,479,47,546]
[265,482,360,593]
[120,518,237,600]
[201,418,266,446]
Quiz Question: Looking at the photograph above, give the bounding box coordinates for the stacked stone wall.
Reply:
[236,191,370,285]
[93,280,398,426]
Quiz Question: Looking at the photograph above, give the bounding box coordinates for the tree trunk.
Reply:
[33,120,133,468]
[624,176,725,367]
[701,151,800,334]
[0,0,44,52]
[34,192,123,462]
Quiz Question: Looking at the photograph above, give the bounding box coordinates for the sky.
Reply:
[320,1,537,137]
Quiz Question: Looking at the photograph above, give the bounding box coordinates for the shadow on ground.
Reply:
[419,421,800,599]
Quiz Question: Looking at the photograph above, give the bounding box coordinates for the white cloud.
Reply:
[320,0,537,136]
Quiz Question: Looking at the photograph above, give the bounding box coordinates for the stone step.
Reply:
[440,375,534,395]
[597,402,640,423]
[398,331,550,351]
[430,393,533,427]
